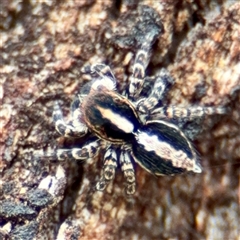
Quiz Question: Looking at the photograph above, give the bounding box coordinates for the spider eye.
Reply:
[132,120,202,175]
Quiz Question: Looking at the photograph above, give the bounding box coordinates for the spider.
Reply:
[49,7,225,194]
[51,51,225,195]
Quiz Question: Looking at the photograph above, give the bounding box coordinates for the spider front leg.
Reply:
[128,45,151,100]
[95,146,118,192]
[128,20,163,100]
[151,105,227,122]
[136,68,174,114]
[119,150,136,195]
[53,100,88,138]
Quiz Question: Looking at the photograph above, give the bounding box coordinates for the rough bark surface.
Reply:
[1,1,239,239]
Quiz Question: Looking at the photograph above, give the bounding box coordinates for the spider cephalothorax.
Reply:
[51,7,226,195]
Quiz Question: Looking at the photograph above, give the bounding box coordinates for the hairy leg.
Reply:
[151,105,227,121]
[95,146,118,191]
[119,150,136,195]
[53,101,88,138]
[136,68,174,113]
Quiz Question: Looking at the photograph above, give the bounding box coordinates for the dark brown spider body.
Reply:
[81,88,140,144]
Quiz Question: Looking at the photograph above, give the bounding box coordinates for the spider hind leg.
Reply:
[151,106,227,121]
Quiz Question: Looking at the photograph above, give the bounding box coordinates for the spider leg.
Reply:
[151,105,227,121]
[45,139,101,162]
[136,68,174,113]
[53,101,88,138]
[95,146,118,191]
[128,45,151,100]
[119,150,136,195]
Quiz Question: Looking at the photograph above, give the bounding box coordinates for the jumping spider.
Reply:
[50,20,225,195]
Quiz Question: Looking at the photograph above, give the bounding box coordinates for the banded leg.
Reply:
[59,139,100,161]
[96,147,118,192]
[53,101,88,138]
[41,139,101,162]
[151,106,227,121]
[128,44,151,100]
[119,150,136,195]
[128,19,163,100]
[136,68,174,113]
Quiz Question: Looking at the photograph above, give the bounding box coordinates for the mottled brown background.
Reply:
[1,0,239,239]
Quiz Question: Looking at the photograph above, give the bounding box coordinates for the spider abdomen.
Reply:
[132,120,202,175]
